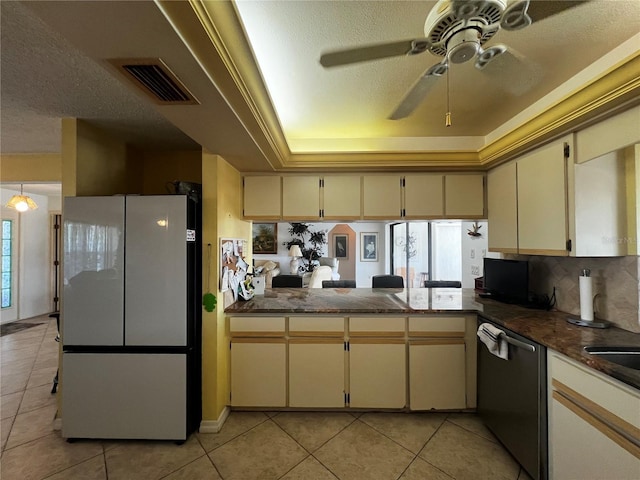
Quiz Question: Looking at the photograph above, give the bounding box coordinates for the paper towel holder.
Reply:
[567,293,611,329]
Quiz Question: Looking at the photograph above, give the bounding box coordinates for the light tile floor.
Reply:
[1,314,533,480]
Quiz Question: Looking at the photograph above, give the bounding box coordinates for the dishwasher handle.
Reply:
[503,334,536,352]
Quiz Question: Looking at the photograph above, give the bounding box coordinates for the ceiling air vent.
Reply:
[110,58,199,105]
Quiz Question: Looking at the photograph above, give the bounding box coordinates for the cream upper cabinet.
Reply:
[322,175,362,220]
[403,174,444,218]
[363,175,402,219]
[282,176,321,220]
[487,162,518,253]
[517,136,571,255]
[444,174,485,218]
[243,176,281,220]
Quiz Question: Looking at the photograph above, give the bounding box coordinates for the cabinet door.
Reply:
[487,162,518,253]
[230,339,286,407]
[282,176,320,220]
[363,175,402,219]
[404,174,444,218]
[551,393,640,480]
[289,339,345,407]
[243,176,281,219]
[409,340,466,410]
[517,138,570,255]
[349,340,406,408]
[322,175,361,220]
[444,174,485,218]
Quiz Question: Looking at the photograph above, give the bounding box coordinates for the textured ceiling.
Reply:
[1,1,638,171]
[0,1,199,154]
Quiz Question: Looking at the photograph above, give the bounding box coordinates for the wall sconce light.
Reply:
[5,185,38,212]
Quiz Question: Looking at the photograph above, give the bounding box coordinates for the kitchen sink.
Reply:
[584,346,640,370]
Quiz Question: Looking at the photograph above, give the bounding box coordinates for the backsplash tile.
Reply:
[523,255,639,333]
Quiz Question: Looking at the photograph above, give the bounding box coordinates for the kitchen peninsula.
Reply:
[225,288,640,396]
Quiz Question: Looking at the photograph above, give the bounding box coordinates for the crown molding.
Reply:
[163,2,639,172]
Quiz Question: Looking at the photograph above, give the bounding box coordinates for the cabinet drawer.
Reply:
[349,316,406,337]
[408,316,465,336]
[289,316,345,337]
[228,316,285,336]
[549,351,640,429]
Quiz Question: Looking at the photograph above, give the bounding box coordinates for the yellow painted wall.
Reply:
[138,149,202,194]
[0,153,62,182]
[201,151,250,421]
[75,120,130,196]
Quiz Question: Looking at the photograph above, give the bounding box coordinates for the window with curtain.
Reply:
[2,220,13,308]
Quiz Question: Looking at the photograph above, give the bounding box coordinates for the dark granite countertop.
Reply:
[225,288,640,390]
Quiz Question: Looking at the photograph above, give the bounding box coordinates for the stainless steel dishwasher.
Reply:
[477,316,547,480]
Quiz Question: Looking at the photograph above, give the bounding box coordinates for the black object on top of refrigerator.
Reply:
[61,194,201,441]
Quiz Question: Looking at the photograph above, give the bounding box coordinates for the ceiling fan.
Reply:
[319,0,587,121]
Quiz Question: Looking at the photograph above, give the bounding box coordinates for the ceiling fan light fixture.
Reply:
[447,29,481,64]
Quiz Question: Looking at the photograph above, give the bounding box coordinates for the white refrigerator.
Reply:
[61,195,201,441]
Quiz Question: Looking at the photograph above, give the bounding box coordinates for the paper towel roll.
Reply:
[579,275,594,321]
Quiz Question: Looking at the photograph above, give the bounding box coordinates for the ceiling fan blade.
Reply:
[526,0,590,22]
[389,62,448,120]
[478,47,543,97]
[320,39,430,68]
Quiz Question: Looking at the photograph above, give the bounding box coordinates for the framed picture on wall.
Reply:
[252,223,278,254]
[334,234,348,258]
[361,232,378,262]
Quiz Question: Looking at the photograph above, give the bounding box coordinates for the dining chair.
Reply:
[371,275,404,288]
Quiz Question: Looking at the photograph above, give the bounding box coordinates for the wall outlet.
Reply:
[470,249,475,259]
[471,265,480,276]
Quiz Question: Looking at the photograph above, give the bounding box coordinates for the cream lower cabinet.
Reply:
[349,339,406,408]
[288,316,346,408]
[408,316,467,410]
[230,339,287,407]
[548,350,640,480]
[289,340,345,407]
[229,316,287,407]
[409,340,466,410]
[348,316,406,408]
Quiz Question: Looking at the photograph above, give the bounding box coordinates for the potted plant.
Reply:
[283,222,327,272]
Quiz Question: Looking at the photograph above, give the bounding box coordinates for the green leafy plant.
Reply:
[283,222,327,272]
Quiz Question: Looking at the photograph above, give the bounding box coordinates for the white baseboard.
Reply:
[199,406,230,434]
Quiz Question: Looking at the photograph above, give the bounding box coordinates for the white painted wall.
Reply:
[461,221,489,288]
[1,188,52,323]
